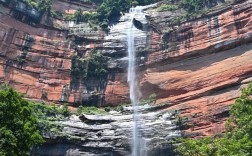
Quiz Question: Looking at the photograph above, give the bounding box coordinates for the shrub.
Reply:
[140,93,157,105]
[61,103,70,117]
[70,50,108,86]
[176,83,252,156]
[51,11,63,19]
[77,106,108,115]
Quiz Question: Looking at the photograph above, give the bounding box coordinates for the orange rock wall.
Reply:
[0,1,128,106]
[140,0,252,137]
[0,15,73,103]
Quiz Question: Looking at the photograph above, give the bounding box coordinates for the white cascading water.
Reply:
[127,6,144,156]
[102,3,181,156]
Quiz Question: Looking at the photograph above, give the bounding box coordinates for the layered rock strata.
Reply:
[32,105,180,156]
[0,0,252,138]
[139,0,252,137]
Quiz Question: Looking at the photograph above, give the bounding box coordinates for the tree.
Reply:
[74,8,83,24]
[24,0,52,13]
[96,0,161,28]
[37,0,52,13]
[0,85,44,156]
[176,83,252,156]
[86,50,108,78]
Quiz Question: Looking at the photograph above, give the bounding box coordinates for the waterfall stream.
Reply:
[104,4,180,155]
[127,6,145,156]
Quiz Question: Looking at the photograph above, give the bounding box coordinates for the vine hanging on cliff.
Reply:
[70,50,108,88]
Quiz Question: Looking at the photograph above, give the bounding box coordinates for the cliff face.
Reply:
[140,0,252,137]
[104,0,252,137]
[32,105,180,156]
[0,0,252,139]
[0,1,74,103]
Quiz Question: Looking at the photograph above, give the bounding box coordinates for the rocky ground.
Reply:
[32,104,180,156]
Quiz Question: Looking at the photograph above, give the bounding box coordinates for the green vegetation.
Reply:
[70,50,108,85]
[51,10,63,19]
[140,93,157,105]
[63,9,97,23]
[157,4,178,12]
[176,83,252,156]
[12,0,227,29]
[0,84,72,155]
[77,104,126,115]
[77,0,208,29]
[180,0,206,14]
[175,115,189,130]
[18,50,28,65]
[86,51,108,78]
[96,0,161,28]
[77,106,108,115]
[156,0,230,25]
[75,9,97,24]
[70,54,88,85]
[32,102,70,136]
[0,85,44,156]
[22,0,52,13]
[178,0,226,20]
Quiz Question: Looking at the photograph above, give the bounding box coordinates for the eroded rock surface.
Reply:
[140,0,252,137]
[32,105,180,156]
[0,0,252,141]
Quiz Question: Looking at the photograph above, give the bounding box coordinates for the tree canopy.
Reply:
[0,85,44,156]
[23,0,52,12]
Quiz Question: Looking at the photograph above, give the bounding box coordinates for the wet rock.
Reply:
[79,114,115,124]
[32,105,180,156]
[133,18,144,30]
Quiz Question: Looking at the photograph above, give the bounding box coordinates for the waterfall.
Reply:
[127,6,145,156]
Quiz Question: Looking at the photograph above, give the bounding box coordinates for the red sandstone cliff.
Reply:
[140,0,252,137]
[0,0,252,137]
